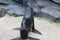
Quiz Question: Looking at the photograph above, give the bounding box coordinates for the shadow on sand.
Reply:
[11,37,40,40]
[13,28,42,35]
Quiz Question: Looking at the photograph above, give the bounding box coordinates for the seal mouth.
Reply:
[50,0,60,5]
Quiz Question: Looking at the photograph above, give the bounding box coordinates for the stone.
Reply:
[7,4,25,16]
[0,0,10,5]
[12,0,28,6]
[32,3,40,13]
[52,0,60,3]
[37,0,56,7]
[0,2,8,5]
[41,6,60,21]
[0,8,7,18]
[12,0,23,4]
[0,0,15,5]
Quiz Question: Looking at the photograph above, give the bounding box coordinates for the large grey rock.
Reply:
[0,0,9,4]
[7,4,25,16]
[41,6,60,21]
[0,0,16,5]
[36,0,58,7]
[53,0,60,3]
[37,0,50,7]
[32,3,40,13]
[0,8,7,18]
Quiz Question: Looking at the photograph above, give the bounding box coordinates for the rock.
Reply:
[32,3,40,13]
[37,0,56,7]
[37,0,49,7]
[0,8,7,18]
[0,0,9,5]
[41,6,60,21]
[52,0,60,3]
[12,0,28,6]
[12,0,23,4]
[7,4,25,16]
[50,0,60,5]
[0,2,8,5]
[0,0,15,5]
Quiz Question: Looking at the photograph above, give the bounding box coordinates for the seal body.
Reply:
[20,7,35,39]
